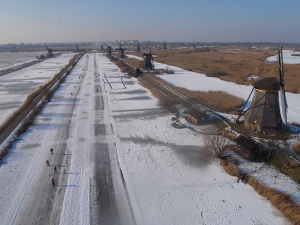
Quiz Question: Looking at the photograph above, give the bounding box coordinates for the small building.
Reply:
[187,108,208,125]
[234,135,263,158]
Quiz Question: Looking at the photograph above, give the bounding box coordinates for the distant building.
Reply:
[122,40,139,45]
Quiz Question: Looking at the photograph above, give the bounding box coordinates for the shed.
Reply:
[187,108,208,125]
[234,135,262,158]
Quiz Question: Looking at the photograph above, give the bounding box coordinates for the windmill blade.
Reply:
[278,45,288,124]
[236,86,255,123]
[278,45,285,87]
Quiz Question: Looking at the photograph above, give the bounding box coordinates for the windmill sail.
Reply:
[278,46,288,124]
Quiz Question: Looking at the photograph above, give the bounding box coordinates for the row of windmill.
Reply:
[108,42,289,135]
[105,43,155,71]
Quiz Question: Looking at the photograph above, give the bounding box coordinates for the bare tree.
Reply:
[204,129,231,158]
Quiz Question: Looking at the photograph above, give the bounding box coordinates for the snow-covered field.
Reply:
[0,53,295,224]
[265,50,300,64]
[0,51,47,70]
[0,53,75,125]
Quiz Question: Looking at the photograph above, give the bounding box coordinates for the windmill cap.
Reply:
[143,52,152,56]
[253,77,280,91]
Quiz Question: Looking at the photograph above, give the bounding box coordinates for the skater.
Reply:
[51,178,56,186]
[54,166,57,173]
[46,160,49,166]
[50,148,53,154]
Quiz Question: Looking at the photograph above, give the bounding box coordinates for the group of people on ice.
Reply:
[46,148,57,186]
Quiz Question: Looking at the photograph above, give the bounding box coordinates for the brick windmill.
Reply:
[237,46,288,134]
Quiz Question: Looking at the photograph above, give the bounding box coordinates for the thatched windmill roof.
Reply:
[253,77,280,91]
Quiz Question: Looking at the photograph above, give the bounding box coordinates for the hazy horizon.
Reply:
[1,0,299,45]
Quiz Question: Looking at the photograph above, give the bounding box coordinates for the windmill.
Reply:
[106,46,112,55]
[137,41,141,52]
[237,46,288,134]
[163,42,167,50]
[140,51,154,70]
[118,43,125,58]
[146,39,150,49]
[75,43,79,52]
[45,43,53,58]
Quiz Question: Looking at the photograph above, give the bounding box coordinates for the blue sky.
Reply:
[0,0,299,44]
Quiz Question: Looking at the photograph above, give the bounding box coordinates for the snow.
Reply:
[0,53,296,224]
[0,53,75,125]
[0,51,47,70]
[245,74,259,81]
[232,154,300,206]
[265,50,300,64]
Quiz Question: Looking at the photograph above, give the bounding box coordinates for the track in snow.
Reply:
[90,54,136,225]
[3,53,135,225]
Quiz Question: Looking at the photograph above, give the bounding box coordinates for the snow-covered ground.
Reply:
[0,51,47,70]
[265,50,300,64]
[0,53,293,224]
[0,53,75,125]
